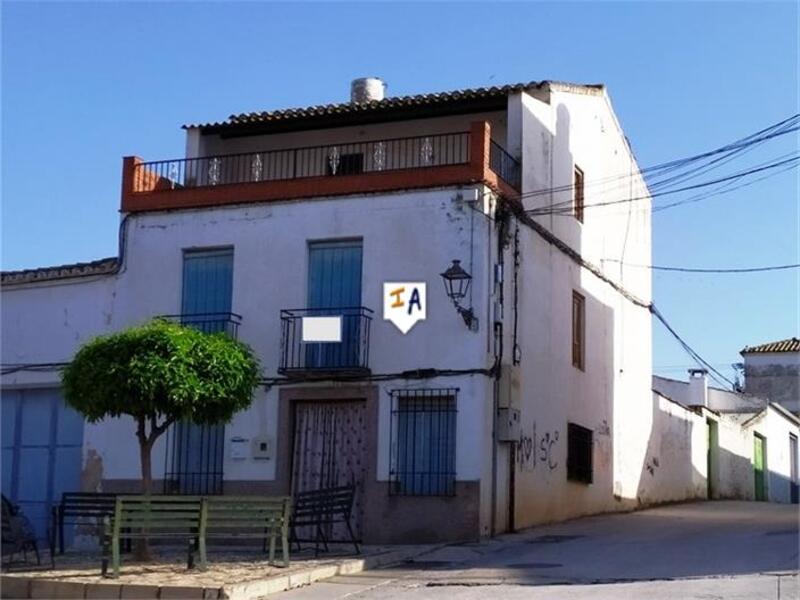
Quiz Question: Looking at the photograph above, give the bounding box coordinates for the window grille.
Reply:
[574,165,585,223]
[567,422,593,484]
[389,389,457,496]
[572,291,585,371]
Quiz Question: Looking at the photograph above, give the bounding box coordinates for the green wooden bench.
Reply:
[200,496,291,569]
[101,495,291,577]
[101,496,202,578]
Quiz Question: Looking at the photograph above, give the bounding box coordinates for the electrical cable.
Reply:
[523,153,799,217]
[602,260,800,274]
[509,114,799,203]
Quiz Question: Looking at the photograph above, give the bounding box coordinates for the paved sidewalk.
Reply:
[277,501,800,599]
[0,544,440,599]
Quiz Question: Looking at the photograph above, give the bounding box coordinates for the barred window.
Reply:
[572,291,585,371]
[574,165,585,223]
[567,422,593,484]
[389,389,457,496]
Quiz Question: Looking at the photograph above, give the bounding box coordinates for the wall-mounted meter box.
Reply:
[251,436,272,460]
[230,437,248,460]
[497,408,520,442]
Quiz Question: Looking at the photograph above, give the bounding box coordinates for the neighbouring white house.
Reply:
[3,77,787,549]
[652,370,800,504]
[741,337,800,416]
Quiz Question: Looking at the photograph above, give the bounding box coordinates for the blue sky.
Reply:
[2,2,797,384]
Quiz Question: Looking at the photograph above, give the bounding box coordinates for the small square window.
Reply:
[567,422,593,484]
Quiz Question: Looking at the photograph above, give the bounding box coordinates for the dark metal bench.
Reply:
[50,492,131,557]
[101,496,202,578]
[202,496,291,568]
[2,494,40,566]
[290,485,360,555]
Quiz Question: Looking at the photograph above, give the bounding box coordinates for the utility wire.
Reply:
[510,114,800,202]
[650,305,737,389]
[523,153,799,217]
[603,260,800,274]
[504,201,741,391]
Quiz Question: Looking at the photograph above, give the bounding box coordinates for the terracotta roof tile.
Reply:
[184,80,605,132]
[741,337,800,354]
[1,257,118,285]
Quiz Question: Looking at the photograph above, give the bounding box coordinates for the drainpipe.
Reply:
[490,204,508,537]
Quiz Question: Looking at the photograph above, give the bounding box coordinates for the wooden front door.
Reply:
[753,434,767,501]
[291,400,367,539]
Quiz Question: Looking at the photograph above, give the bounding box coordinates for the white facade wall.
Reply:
[2,187,497,514]
[713,413,756,500]
[637,393,707,504]
[2,276,118,389]
[504,88,653,527]
[651,375,800,503]
[754,406,799,503]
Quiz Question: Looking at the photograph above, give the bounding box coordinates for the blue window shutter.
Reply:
[182,248,233,315]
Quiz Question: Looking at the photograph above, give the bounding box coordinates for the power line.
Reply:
[504,201,741,391]
[650,305,737,389]
[510,114,800,204]
[523,153,799,217]
[603,260,800,274]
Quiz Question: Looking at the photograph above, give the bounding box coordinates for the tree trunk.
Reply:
[140,439,153,495]
[135,437,154,561]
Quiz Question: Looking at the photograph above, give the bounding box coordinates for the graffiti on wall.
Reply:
[645,456,660,476]
[516,422,560,472]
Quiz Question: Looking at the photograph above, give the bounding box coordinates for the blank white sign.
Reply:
[301,316,342,342]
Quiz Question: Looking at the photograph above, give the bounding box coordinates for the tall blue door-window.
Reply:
[181,248,234,332]
[307,241,363,368]
[166,248,233,495]
[1,389,83,542]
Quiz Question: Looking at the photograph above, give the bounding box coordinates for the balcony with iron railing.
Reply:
[278,307,373,378]
[158,312,242,338]
[121,121,521,213]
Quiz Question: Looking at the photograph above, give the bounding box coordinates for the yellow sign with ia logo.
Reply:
[383,282,426,334]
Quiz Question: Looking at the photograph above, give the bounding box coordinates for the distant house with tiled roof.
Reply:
[741,337,800,415]
[742,337,800,355]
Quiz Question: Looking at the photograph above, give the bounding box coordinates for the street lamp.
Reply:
[440,260,478,331]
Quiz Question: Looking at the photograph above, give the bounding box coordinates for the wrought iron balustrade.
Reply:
[158,312,242,338]
[489,140,522,190]
[279,307,373,376]
[133,132,472,192]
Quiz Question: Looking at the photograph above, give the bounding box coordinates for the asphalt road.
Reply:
[276,501,800,600]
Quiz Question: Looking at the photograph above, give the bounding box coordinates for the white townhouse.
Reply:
[652,370,799,505]
[3,78,662,546]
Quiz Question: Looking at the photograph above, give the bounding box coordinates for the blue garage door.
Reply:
[1,388,84,541]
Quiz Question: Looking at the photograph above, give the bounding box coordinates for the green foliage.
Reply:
[62,319,260,426]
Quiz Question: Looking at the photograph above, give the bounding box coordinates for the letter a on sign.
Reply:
[383,282,426,334]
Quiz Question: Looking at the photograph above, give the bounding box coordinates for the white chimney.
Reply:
[351,77,386,103]
[688,369,708,407]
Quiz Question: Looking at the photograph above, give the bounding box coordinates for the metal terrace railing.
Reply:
[489,140,522,190]
[158,312,242,338]
[133,132,472,192]
[279,307,373,376]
